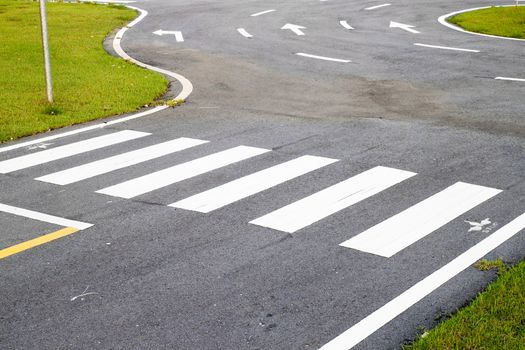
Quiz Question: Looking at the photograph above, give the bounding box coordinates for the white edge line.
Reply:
[495,77,525,82]
[237,28,253,38]
[296,53,351,63]
[438,5,525,42]
[364,3,391,11]
[413,43,480,53]
[250,9,276,17]
[0,203,93,230]
[0,4,192,154]
[319,212,525,350]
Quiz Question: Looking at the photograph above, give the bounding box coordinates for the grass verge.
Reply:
[404,260,525,349]
[0,0,168,143]
[449,6,525,39]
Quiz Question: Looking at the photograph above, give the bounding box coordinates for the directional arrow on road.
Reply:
[153,30,184,42]
[389,21,420,34]
[281,23,306,36]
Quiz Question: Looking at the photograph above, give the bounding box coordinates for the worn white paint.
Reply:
[365,3,391,10]
[296,53,351,63]
[250,9,275,17]
[171,155,338,213]
[340,182,502,257]
[0,131,149,174]
[250,166,416,233]
[495,77,525,82]
[97,146,270,199]
[320,212,525,350]
[36,138,208,185]
[413,43,479,53]
[0,203,93,230]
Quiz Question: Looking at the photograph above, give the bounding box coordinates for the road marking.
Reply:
[97,146,270,199]
[237,28,253,38]
[320,212,525,350]
[389,21,420,34]
[413,43,479,53]
[281,23,306,36]
[340,182,502,257]
[296,53,351,63]
[36,138,208,185]
[170,155,338,213]
[153,30,184,42]
[0,107,165,155]
[0,227,79,260]
[250,166,416,233]
[0,203,93,230]
[250,9,275,17]
[115,6,194,99]
[495,77,525,82]
[365,3,391,10]
[438,6,525,42]
[339,21,354,30]
[0,130,149,174]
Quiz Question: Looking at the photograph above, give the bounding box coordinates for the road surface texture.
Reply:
[1,0,524,349]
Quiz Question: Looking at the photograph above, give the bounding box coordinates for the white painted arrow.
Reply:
[281,23,306,36]
[153,30,184,42]
[389,21,419,34]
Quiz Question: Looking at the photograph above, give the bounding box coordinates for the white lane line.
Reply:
[438,6,525,42]
[0,130,149,174]
[96,146,270,199]
[495,77,525,82]
[414,43,479,53]
[339,21,354,30]
[170,155,338,213]
[320,212,525,350]
[340,182,502,257]
[250,9,275,17]
[0,203,93,230]
[237,28,253,38]
[296,53,351,63]
[0,107,165,155]
[365,3,391,10]
[250,166,416,234]
[35,138,208,185]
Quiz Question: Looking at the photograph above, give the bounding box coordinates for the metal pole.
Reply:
[39,0,53,103]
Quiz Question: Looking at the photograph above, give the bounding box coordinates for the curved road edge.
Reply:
[438,5,525,42]
[0,5,193,154]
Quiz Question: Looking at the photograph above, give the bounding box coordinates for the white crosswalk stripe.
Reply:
[0,130,149,174]
[35,137,208,185]
[250,166,417,233]
[96,145,270,199]
[340,182,502,257]
[170,155,339,213]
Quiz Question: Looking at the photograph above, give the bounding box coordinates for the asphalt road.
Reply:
[1,1,524,349]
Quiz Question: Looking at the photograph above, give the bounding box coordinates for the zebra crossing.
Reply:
[0,129,508,258]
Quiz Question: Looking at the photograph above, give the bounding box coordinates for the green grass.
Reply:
[0,0,168,143]
[449,6,525,39]
[404,260,525,349]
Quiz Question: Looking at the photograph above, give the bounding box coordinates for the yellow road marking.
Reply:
[0,227,79,260]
